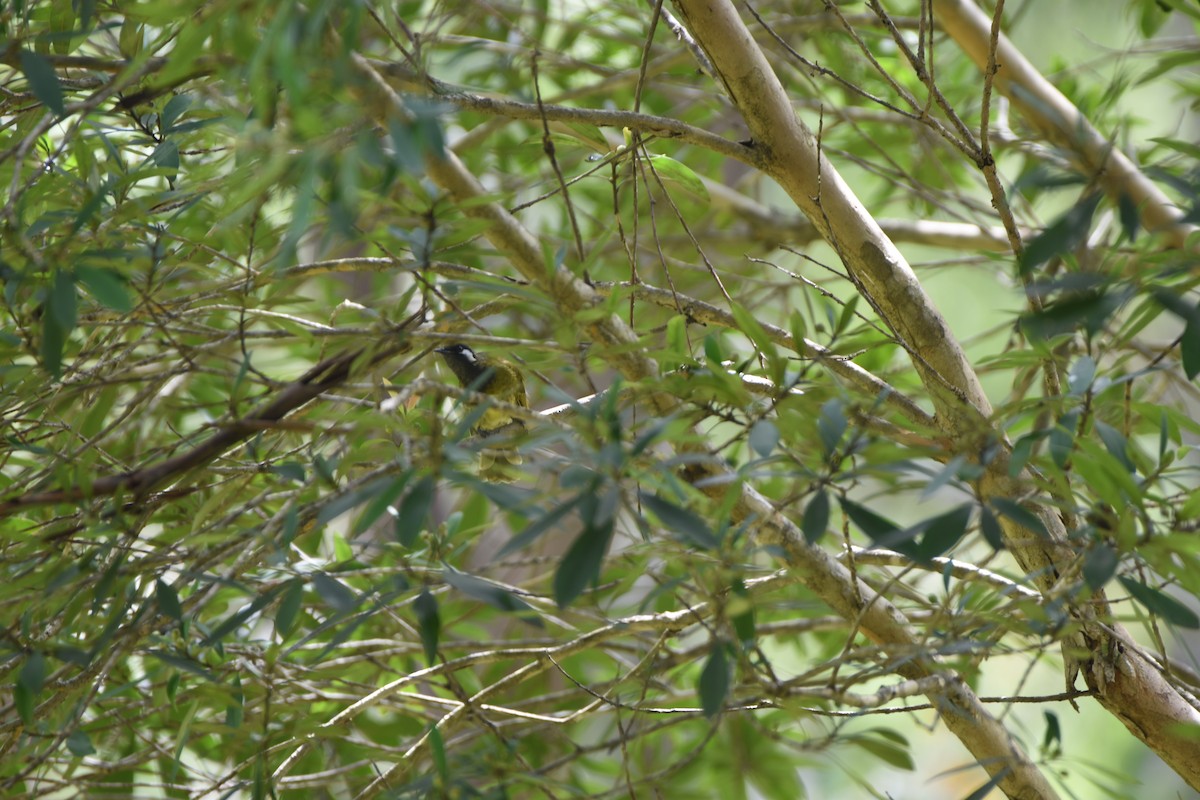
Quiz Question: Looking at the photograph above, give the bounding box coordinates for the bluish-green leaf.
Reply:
[639,492,718,550]
[818,398,847,455]
[989,498,1048,538]
[698,644,729,718]
[20,50,65,116]
[395,475,436,547]
[748,419,779,457]
[802,490,830,544]
[1118,576,1200,628]
[1083,544,1118,590]
[414,589,440,665]
[1019,192,1103,275]
[553,520,614,608]
[77,265,133,312]
[444,568,542,625]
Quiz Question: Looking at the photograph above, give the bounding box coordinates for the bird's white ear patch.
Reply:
[459,346,477,363]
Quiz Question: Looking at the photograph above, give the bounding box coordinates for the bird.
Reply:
[435,343,529,480]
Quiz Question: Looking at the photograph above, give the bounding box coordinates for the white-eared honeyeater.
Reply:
[435,343,528,479]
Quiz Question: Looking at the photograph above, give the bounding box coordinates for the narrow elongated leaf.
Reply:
[395,475,436,547]
[1083,545,1118,590]
[1019,192,1103,274]
[639,492,718,549]
[20,50,65,116]
[554,520,614,608]
[444,569,541,625]
[818,398,847,455]
[413,589,440,665]
[802,490,830,544]
[979,506,1005,550]
[990,498,1048,538]
[1118,576,1200,628]
[697,644,729,718]
[748,419,779,457]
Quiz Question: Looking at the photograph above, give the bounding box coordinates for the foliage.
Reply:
[2,1,1199,798]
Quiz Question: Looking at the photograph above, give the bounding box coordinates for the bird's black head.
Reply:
[436,343,487,385]
[435,343,478,363]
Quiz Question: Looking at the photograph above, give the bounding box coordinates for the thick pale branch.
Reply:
[357,48,1058,800]
[932,0,1197,249]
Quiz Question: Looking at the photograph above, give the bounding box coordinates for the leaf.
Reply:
[553,520,615,608]
[18,651,46,694]
[645,154,709,202]
[19,50,65,116]
[413,589,440,665]
[155,579,183,622]
[802,490,830,544]
[731,303,780,368]
[1019,289,1125,342]
[444,568,541,624]
[817,398,847,455]
[352,474,410,536]
[76,265,133,312]
[1153,291,1200,381]
[839,497,910,552]
[1118,576,1200,629]
[66,729,96,757]
[852,729,914,770]
[274,579,304,638]
[989,497,1048,538]
[979,506,1005,550]
[697,644,729,718]
[395,475,436,547]
[915,504,973,561]
[1094,421,1135,472]
[497,494,582,557]
[639,492,719,549]
[1042,710,1062,752]
[1083,544,1118,591]
[748,419,779,457]
[1019,192,1103,275]
[311,572,358,613]
[1066,355,1096,396]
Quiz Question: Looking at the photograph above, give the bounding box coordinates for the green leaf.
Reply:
[731,303,779,368]
[311,572,358,613]
[645,154,710,202]
[66,729,96,757]
[1019,192,1103,275]
[41,316,66,378]
[817,398,847,455]
[1083,544,1118,591]
[1094,421,1134,472]
[76,265,133,312]
[801,490,829,544]
[1118,576,1200,628]
[1153,291,1200,380]
[395,475,436,547]
[915,504,973,561]
[352,474,410,536]
[18,651,46,694]
[497,494,582,557]
[155,579,183,622]
[839,497,910,552]
[554,520,615,608]
[414,589,440,665]
[19,50,65,116]
[639,492,719,550]
[274,579,304,638]
[989,497,1048,538]
[444,568,542,625]
[748,419,779,457]
[979,506,1005,550]
[697,643,729,718]
[852,729,914,770]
